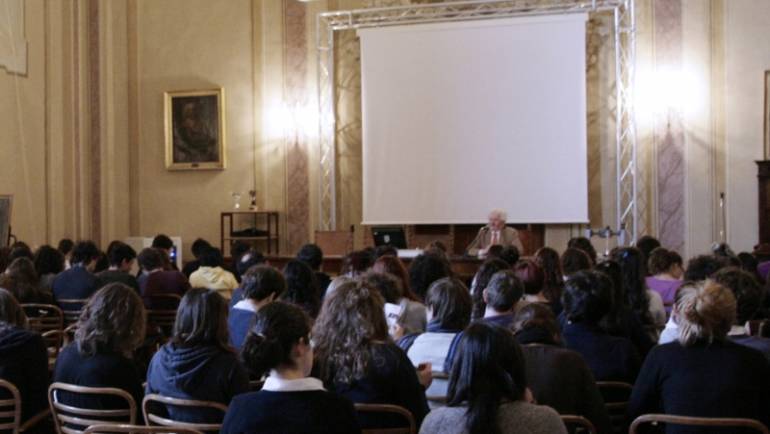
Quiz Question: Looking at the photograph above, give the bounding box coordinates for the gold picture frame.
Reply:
[765,71,770,160]
[164,88,226,170]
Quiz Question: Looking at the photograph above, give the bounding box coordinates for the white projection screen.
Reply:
[359,14,589,225]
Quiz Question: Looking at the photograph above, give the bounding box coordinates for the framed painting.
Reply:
[0,195,12,248]
[164,88,226,170]
[765,71,770,160]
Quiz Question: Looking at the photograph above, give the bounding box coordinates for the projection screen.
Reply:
[359,14,589,225]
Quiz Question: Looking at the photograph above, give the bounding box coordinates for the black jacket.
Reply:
[0,327,49,422]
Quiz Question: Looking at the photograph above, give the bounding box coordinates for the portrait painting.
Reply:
[164,88,226,170]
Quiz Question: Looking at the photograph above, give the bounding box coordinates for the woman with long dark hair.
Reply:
[610,247,665,339]
[222,302,360,433]
[533,247,564,315]
[280,260,321,319]
[0,257,52,303]
[146,288,248,423]
[420,323,566,434]
[469,258,509,320]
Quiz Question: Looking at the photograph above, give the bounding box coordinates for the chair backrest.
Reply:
[315,229,354,256]
[0,379,21,434]
[354,403,416,434]
[596,381,633,434]
[630,414,770,434]
[48,382,136,434]
[56,299,89,325]
[142,394,228,433]
[146,294,181,334]
[42,329,65,362]
[23,303,64,333]
[84,424,202,434]
[425,372,449,406]
[561,415,597,434]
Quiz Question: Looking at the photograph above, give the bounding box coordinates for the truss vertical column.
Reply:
[317,14,337,230]
[615,0,639,244]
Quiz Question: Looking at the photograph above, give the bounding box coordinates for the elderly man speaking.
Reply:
[466,209,524,257]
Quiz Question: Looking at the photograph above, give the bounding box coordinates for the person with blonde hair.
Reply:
[628,280,770,432]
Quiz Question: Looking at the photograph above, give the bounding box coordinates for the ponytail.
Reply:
[240,302,310,378]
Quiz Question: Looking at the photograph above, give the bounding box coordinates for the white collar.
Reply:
[262,376,325,392]
[233,299,259,313]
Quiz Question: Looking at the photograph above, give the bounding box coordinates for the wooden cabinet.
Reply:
[758,161,770,244]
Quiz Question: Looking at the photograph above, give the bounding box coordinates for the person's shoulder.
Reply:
[421,406,466,432]
[498,402,565,431]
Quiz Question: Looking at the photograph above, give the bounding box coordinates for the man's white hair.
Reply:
[488,209,507,221]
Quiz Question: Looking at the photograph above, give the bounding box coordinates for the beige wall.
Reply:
[1,0,769,257]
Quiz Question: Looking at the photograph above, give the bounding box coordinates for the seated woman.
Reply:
[313,280,430,428]
[513,259,545,305]
[189,247,238,299]
[610,247,666,339]
[146,288,249,424]
[0,288,49,426]
[533,247,564,315]
[0,257,53,304]
[280,260,321,319]
[512,303,612,434]
[628,280,770,432]
[362,271,426,335]
[561,270,640,383]
[398,277,471,403]
[469,259,510,321]
[645,247,683,315]
[420,323,567,434]
[222,302,359,433]
[137,248,189,309]
[228,265,285,350]
[53,283,145,419]
[33,245,65,293]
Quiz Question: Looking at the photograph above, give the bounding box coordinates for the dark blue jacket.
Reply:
[0,327,49,422]
[228,308,256,351]
[222,390,360,434]
[628,340,770,433]
[562,322,640,383]
[53,265,99,308]
[145,343,249,424]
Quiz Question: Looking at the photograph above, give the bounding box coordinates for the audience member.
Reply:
[398,277,471,404]
[8,242,33,262]
[151,234,178,270]
[93,250,109,274]
[737,251,761,281]
[561,270,640,383]
[635,235,661,267]
[137,248,189,309]
[469,258,509,320]
[222,302,360,434]
[57,238,75,269]
[53,284,145,422]
[52,241,101,309]
[0,288,49,424]
[229,265,285,350]
[512,303,611,434]
[408,252,452,301]
[181,238,212,279]
[0,257,52,303]
[514,260,546,304]
[228,248,267,308]
[595,260,655,357]
[314,280,430,428]
[628,280,770,432]
[480,270,524,329]
[229,241,251,282]
[754,243,770,282]
[340,250,374,279]
[189,247,238,299]
[280,260,321,319]
[533,247,565,315]
[568,236,598,265]
[420,323,567,434]
[610,247,666,338]
[646,247,683,314]
[372,255,421,301]
[711,267,770,360]
[96,242,139,292]
[362,271,426,335]
[296,244,332,297]
[146,288,248,424]
[561,248,592,278]
[493,245,520,267]
[33,245,65,292]
[373,245,399,260]
[684,254,728,281]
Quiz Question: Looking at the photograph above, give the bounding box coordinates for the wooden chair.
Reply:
[48,383,136,434]
[630,414,770,434]
[145,294,181,338]
[22,303,64,334]
[63,324,78,346]
[354,404,416,434]
[561,415,597,434]
[142,394,227,433]
[0,378,50,434]
[42,329,65,371]
[596,381,633,434]
[84,424,202,434]
[315,227,354,256]
[56,299,88,325]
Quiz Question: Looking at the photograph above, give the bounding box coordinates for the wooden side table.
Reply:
[220,211,279,255]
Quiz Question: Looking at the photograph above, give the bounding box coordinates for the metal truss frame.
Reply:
[316,0,639,242]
